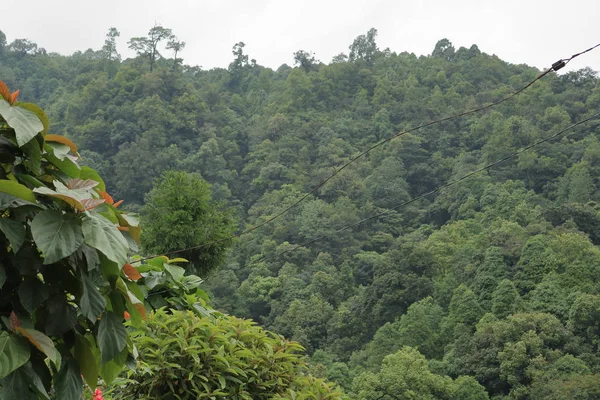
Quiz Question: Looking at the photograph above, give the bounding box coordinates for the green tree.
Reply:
[491,279,521,318]
[447,284,484,327]
[128,24,174,71]
[432,38,456,61]
[349,28,379,64]
[366,157,410,208]
[7,38,40,55]
[166,36,186,68]
[353,347,488,400]
[557,162,596,203]
[141,171,236,275]
[102,27,120,62]
[0,29,6,55]
[272,295,334,353]
[359,297,445,369]
[568,294,600,351]
[293,50,319,72]
[101,27,121,78]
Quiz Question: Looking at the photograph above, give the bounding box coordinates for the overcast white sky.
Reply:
[2,0,599,72]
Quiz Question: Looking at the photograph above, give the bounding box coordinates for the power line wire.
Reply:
[254,110,600,264]
[135,42,600,263]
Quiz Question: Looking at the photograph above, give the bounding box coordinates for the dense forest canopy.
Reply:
[2,26,600,398]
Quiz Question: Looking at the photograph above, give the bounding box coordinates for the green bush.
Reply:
[110,309,347,399]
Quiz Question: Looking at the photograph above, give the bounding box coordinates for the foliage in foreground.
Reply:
[0,79,150,399]
[0,79,346,399]
[110,309,347,400]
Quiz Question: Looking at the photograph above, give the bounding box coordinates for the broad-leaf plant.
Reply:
[0,80,204,399]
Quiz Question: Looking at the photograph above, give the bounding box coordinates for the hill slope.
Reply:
[2,30,600,398]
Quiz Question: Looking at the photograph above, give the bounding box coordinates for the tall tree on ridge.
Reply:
[166,36,186,69]
[349,27,379,64]
[102,27,120,77]
[128,24,174,71]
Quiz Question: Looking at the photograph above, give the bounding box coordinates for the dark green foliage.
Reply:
[141,171,236,276]
[3,29,600,398]
[0,30,6,55]
[491,279,521,318]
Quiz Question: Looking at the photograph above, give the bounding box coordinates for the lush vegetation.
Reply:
[111,309,346,399]
[0,78,152,399]
[2,25,600,398]
[0,77,344,398]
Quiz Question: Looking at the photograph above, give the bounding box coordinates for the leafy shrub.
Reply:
[0,79,149,398]
[110,309,347,399]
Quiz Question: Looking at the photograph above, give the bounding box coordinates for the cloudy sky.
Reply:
[2,0,599,72]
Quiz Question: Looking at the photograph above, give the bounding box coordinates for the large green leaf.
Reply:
[31,210,83,265]
[109,291,125,320]
[0,218,25,252]
[0,265,5,289]
[0,100,43,147]
[22,362,50,400]
[44,296,77,336]
[164,262,185,282]
[97,312,127,364]
[0,135,16,165]
[98,347,126,384]
[80,273,107,322]
[15,328,59,366]
[80,244,100,272]
[0,367,38,400]
[45,142,70,161]
[82,213,128,267]
[54,359,82,400]
[74,335,98,389]
[44,151,80,178]
[17,278,49,313]
[0,180,36,203]
[181,275,204,292]
[13,102,49,135]
[0,193,36,209]
[0,332,30,379]
[21,139,42,174]
[100,254,120,279]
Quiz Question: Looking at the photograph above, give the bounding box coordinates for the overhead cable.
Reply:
[135,42,600,263]
[254,110,600,264]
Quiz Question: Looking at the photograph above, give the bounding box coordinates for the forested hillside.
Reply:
[2,27,600,398]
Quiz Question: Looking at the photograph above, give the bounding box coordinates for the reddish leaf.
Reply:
[67,178,99,190]
[96,190,114,205]
[0,81,11,103]
[16,327,59,364]
[9,90,20,105]
[133,303,146,319]
[117,226,129,232]
[123,311,131,320]
[81,198,105,211]
[113,200,124,208]
[10,312,21,331]
[122,264,142,281]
